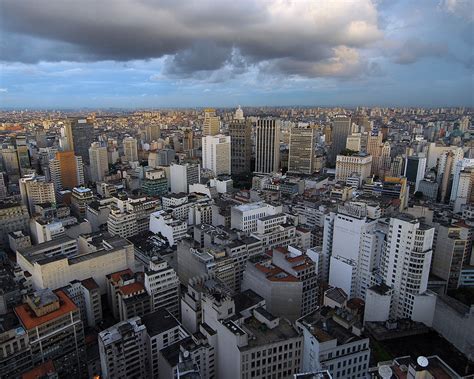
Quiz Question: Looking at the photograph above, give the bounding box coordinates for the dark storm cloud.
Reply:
[0,0,383,78]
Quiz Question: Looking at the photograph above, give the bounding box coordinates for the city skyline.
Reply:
[1,0,473,108]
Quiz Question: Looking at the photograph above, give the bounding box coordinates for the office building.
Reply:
[169,162,201,193]
[123,137,138,162]
[231,202,282,233]
[202,108,220,136]
[14,289,86,376]
[71,186,94,220]
[145,124,161,142]
[229,111,252,174]
[62,278,103,328]
[142,168,168,196]
[255,118,280,174]
[16,234,136,294]
[432,224,468,290]
[66,118,94,164]
[404,155,426,193]
[335,153,372,187]
[329,114,352,164]
[49,151,84,191]
[99,317,148,379]
[150,210,187,246]
[288,126,318,174]
[89,142,109,182]
[16,135,31,176]
[380,215,434,319]
[202,134,231,176]
[19,174,56,214]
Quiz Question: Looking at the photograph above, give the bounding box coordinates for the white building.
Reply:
[335,154,372,187]
[202,134,231,176]
[380,214,434,319]
[170,162,201,193]
[19,174,56,214]
[16,234,136,294]
[89,142,109,182]
[230,202,282,233]
[149,210,187,246]
[328,202,385,300]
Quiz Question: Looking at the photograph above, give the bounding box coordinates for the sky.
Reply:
[0,0,473,108]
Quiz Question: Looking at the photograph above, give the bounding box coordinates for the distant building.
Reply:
[255,118,280,174]
[202,108,220,136]
[329,114,352,164]
[49,151,84,191]
[288,126,318,174]
[404,155,426,192]
[67,118,94,164]
[19,174,56,214]
[170,162,201,193]
[335,153,372,187]
[123,136,138,162]
[89,142,109,182]
[229,111,252,174]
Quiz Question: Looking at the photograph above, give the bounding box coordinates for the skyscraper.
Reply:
[123,137,138,162]
[229,107,251,174]
[145,124,161,142]
[288,126,318,174]
[89,142,109,182]
[202,134,231,176]
[255,118,280,174]
[49,151,84,191]
[329,114,352,164]
[15,135,31,176]
[380,214,434,319]
[404,155,426,193]
[202,108,220,136]
[66,119,94,164]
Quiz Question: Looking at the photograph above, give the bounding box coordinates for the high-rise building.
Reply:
[19,174,56,214]
[142,168,168,196]
[123,137,138,162]
[169,162,201,193]
[145,124,161,142]
[49,151,84,191]
[459,116,470,133]
[14,289,86,376]
[99,317,148,379]
[453,167,474,213]
[288,126,318,174]
[89,142,109,182]
[71,187,94,220]
[329,114,352,164]
[66,118,94,164]
[255,118,280,174]
[380,215,434,319]
[404,155,426,193]
[202,108,220,136]
[202,134,231,176]
[335,153,372,187]
[432,224,469,290]
[229,110,251,174]
[183,129,194,152]
[15,135,31,176]
[1,146,20,180]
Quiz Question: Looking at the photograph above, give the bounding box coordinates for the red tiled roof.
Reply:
[108,268,133,283]
[81,277,99,291]
[119,282,145,296]
[15,290,77,330]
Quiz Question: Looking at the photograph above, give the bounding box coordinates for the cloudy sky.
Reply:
[0,0,473,108]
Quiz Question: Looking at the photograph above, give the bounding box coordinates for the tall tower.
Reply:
[89,142,109,183]
[49,151,84,191]
[202,135,231,176]
[404,155,426,193]
[229,107,252,174]
[381,215,434,319]
[67,119,94,164]
[202,108,220,136]
[123,137,138,162]
[145,124,161,142]
[288,126,317,174]
[15,135,31,176]
[255,118,280,174]
[329,115,352,164]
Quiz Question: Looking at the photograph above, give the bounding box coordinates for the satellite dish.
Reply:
[378,365,393,379]
[417,356,429,368]
[183,350,190,359]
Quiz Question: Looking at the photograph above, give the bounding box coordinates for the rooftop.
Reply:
[141,308,179,337]
[241,316,299,349]
[15,290,77,330]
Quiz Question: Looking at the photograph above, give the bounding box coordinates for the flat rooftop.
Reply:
[241,316,299,349]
